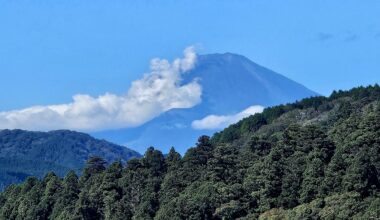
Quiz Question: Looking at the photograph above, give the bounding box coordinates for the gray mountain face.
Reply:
[93,53,318,154]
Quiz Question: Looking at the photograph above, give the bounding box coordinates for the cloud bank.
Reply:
[0,47,201,132]
[191,105,264,130]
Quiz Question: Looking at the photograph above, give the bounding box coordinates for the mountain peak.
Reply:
[197,52,253,66]
[94,53,318,153]
[184,52,317,111]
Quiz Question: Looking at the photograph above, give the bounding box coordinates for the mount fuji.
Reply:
[93,53,318,154]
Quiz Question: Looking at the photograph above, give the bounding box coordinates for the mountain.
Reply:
[93,53,318,153]
[0,129,140,190]
[1,85,379,219]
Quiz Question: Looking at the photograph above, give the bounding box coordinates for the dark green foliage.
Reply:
[0,130,141,191]
[1,85,380,219]
[81,156,107,182]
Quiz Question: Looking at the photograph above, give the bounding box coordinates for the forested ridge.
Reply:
[0,130,140,191]
[0,85,380,220]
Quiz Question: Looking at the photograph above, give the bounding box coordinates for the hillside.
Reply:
[1,85,379,219]
[0,130,140,190]
[93,53,318,154]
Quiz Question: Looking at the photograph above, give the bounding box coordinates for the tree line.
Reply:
[0,85,379,219]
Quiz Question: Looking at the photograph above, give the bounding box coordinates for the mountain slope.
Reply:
[183,53,317,111]
[1,85,379,219]
[0,129,140,190]
[94,53,318,153]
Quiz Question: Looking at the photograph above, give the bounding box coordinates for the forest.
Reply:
[0,130,139,191]
[0,85,379,220]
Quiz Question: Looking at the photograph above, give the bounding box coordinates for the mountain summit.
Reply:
[184,53,317,111]
[94,53,318,153]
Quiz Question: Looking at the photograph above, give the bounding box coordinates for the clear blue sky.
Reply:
[0,0,379,111]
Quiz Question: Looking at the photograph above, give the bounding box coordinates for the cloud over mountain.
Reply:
[0,47,201,131]
[191,105,264,130]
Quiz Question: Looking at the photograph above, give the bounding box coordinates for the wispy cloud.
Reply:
[0,47,202,132]
[344,32,359,42]
[317,31,360,42]
[317,32,334,42]
[191,105,264,130]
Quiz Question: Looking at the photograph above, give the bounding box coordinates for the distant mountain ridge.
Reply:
[0,129,140,190]
[94,53,318,153]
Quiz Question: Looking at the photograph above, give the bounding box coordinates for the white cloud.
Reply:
[191,105,264,130]
[0,46,201,132]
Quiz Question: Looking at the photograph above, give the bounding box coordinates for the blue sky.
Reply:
[0,0,379,113]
